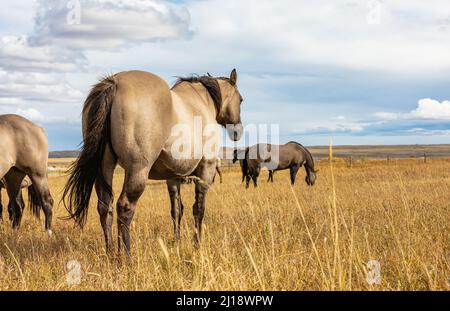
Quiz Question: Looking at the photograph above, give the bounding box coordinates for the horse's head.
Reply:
[305,169,318,186]
[217,69,243,141]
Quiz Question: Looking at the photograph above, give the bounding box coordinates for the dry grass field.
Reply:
[1,157,450,290]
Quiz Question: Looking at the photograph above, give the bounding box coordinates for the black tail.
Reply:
[62,75,117,227]
[28,185,42,218]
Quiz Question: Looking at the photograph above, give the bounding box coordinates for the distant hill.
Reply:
[50,144,450,160]
[49,150,80,158]
[220,144,450,161]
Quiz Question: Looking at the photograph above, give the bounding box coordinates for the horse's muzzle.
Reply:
[228,123,243,141]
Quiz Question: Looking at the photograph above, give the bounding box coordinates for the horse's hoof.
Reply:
[47,229,53,237]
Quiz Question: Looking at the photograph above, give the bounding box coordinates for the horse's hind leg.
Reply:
[4,169,26,229]
[95,145,117,254]
[166,179,183,241]
[117,166,149,255]
[28,172,54,233]
[0,164,11,223]
[192,159,216,246]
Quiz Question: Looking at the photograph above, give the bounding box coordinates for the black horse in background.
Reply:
[234,142,318,188]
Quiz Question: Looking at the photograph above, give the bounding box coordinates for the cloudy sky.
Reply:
[2,0,450,150]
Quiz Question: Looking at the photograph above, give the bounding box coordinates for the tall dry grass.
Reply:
[0,158,449,290]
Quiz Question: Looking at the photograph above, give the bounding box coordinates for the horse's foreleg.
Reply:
[167,179,183,241]
[252,174,258,187]
[245,175,251,189]
[117,167,148,255]
[252,168,260,188]
[290,166,300,185]
[216,167,223,184]
[95,145,117,255]
[267,170,274,183]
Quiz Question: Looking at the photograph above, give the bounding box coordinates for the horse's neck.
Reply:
[171,84,217,117]
[304,162,313,175]
[301,149,314,174]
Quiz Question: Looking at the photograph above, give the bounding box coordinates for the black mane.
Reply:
[172,75,231,112]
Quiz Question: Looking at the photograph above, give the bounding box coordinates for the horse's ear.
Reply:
[207,72,212,77]
[230,69,237,85]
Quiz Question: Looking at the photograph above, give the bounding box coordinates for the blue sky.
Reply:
[1,0,450,150]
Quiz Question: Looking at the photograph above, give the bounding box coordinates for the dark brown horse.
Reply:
[240,141,317,188]
[233,149,274,184]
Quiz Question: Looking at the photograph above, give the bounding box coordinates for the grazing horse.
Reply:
[242,141,317,188]
[233,149,273,184]
[0,176,32,222]
[63,70,243,255]
[0,114,54,231]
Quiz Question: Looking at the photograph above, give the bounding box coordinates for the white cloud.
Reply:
[295,120,380,135]
[180,0,450,75]
[0,36,85,72]
[409,98,450,120]
[0,70,83,103]
[29,0,192,50]
[16,108,45,122]
[376,98,450,121]
[374,112,399,120]
[0,97,25,106]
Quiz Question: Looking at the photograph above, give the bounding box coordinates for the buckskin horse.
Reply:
[63,70,243,255]
[0,114,54,232]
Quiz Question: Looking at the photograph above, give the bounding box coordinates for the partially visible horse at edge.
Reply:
[0,114,54,231]
[238,142,318,188]
[62,69,243,255]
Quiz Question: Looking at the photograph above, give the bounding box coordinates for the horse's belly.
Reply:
[148,151,201,180]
